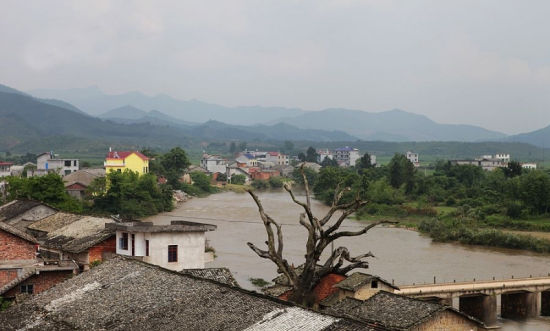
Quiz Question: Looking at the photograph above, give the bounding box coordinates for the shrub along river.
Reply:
[147,191,550,330]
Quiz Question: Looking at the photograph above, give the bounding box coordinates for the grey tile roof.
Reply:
[0,200,43,221]
[0,257,371,331]
[335,273,399,292]
[0,221,38,244]
[326,291,484,330]
[181,267,239,287]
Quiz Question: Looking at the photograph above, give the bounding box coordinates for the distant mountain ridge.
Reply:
[29,86,513,142]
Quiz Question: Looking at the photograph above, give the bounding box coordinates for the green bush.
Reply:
[231,174,246,185]
[268,176,284,189]
[251,180,269,190]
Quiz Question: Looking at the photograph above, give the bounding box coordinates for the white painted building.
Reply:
[200,154,228,174]
[334,147,360,167]
[495,154,511,163]
[265,152,289,165]
[35,152,79,176]
[317,149,333,164]
[521,162,537,170]
[109,221,216,271]
[0,162,12,178]
[406,151,419,167]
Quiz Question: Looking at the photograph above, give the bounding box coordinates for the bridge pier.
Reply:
[540,290,550,316]
[501,291,538,319]
[459,294,497,326]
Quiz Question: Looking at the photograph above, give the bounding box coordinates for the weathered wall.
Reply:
[354,282,396,301]
[146,232,205,270]
[0,269,19,287]
[412,310,481,331]
[0,230,36,261]
[4,270,74,298]
[88,236,116,263]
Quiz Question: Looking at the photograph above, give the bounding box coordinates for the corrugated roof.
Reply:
[0,257,370,330]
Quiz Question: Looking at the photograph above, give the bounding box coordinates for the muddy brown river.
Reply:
[147,191,550,330]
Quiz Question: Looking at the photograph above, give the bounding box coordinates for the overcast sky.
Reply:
[1,1,549,134]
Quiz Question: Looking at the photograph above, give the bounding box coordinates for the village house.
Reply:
[27,213,116,270]
[104,148,149,175]
[317,149,333,164]
[249,168,281,181]
[0,222,78,298]
[406,151,420,167]
[326,273,400,303]
[326,291,486,330]
[109,220,216,270]
[63,168,104,200]
[521,162,537,170]
[0,161,12,177]
[0,257,370,330]
[35,152,79,176]
[451,153,510,171]
[226,163,252,183]
[0,200,57,232]
[265,152,290,165]
[235,153,258,167]
[8,162,36,177]
[200,153,228,174]
[335,146,360,167]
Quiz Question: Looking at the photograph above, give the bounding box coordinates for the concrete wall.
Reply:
[116,230,206,270]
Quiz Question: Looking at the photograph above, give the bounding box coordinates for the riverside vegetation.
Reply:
[298,152,550,253]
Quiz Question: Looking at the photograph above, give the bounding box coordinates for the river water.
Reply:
[146,191,550,330]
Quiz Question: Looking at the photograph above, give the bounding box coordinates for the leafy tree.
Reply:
[313,166,361,204]
[229,142,237,153]
[292,167,318,187]
[161,147,190,173]
[297,152,306,162]
[268,176,284,189]
[231,174,246,185]
[305,147,318,163]
[251,179,269,190]
[189,171,212,193]
[503,161,523,178]
[356,153,374,172]
[216,173,227,182]
[388,153,415,193]
[320,157,338,168]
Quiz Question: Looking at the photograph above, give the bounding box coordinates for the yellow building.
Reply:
[104,150,150,175]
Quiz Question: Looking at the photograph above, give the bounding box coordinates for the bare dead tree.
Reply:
[247,165,395,306]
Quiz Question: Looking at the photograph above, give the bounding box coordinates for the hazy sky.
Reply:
[1,0,550,134]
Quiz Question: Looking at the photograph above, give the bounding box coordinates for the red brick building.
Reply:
[1,264,77,298]
[0,222,39,288]
[249,169,280,181]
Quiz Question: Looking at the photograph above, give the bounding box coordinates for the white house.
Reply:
[521,162,537,170]
[200,154,228,174]
[317,149,333,164]
[265,152,289,166]
[495,154,511,163]
[334,147,360,167]
[109,221,216,270]
[0,162,12,178]
[406,151,419,167]
[35,152,79,176]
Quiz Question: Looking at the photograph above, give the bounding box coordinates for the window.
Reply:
[371,280,378,289]
[73,160,77,166]
[119,233,128,250]
[20,284,33,294]
[64,160,71,167]
[117,169,121,173]
[145,240,149,256]
[168,245,178,262]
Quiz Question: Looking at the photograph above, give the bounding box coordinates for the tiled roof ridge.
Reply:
[0,267,36,295]
[0,221,38,244]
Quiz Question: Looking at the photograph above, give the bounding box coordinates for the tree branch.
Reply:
[329,220,397,241]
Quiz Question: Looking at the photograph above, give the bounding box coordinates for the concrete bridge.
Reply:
[396,276,550,326]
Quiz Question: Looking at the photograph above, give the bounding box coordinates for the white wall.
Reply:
[116,230,206,270]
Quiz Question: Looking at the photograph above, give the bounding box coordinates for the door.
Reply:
[131,234,135,256]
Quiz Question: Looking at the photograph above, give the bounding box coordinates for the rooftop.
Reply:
[106,150,149,161]
[326,291,484,330]
[42,216,115,253]
[0,200,47,222]
[0,221,38,244]
[181,267,239,287]
[334,273,399,292]
[0,257,370,330]
[107,220,216,233]
[63,169,103,187]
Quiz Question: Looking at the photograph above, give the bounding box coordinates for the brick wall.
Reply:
[0,269,19,287]
[4,270,73,298]
[0,230,36,261]
[88,236,116,263]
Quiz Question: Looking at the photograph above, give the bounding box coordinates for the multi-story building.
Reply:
[104,149,149,175]
[334,147,360,167]
[521,162,537,170]
[265,152,289,166]
[200,154,228,174]
[0,162,12,177]
[35,152,79,176]
[406,151,419,167]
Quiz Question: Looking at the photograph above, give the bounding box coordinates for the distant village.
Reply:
[0,147,542,330]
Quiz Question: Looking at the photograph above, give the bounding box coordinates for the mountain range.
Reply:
[0,83,548,151]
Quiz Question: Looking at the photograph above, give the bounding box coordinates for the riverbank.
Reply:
[356,211,550,254]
